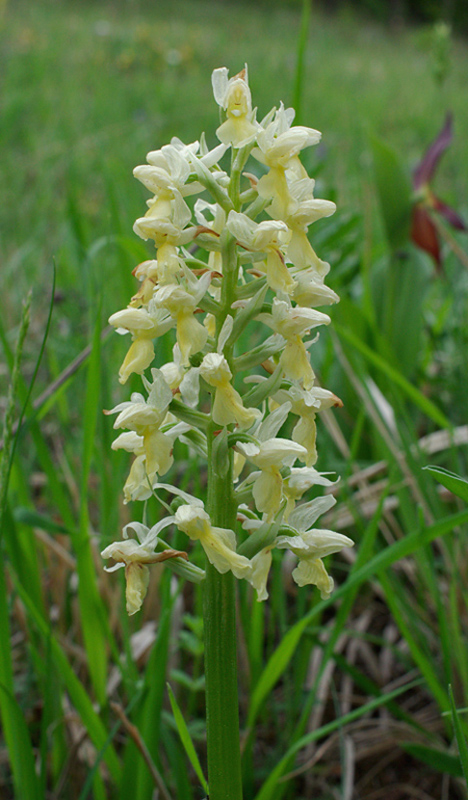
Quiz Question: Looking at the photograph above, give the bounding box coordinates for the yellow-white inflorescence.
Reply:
[102,66,353,614]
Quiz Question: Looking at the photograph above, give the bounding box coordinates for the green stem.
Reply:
[216,235,238,361]
[204,423,243,800]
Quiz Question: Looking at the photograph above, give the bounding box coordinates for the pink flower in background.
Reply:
[411,113,466,269]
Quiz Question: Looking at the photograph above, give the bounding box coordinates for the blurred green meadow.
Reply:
[2,0,468,798]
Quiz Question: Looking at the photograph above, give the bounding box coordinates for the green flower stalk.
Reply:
[102,65,353,799]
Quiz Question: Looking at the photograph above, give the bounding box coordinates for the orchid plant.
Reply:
[102,66,353,800]
[411,112,466,269]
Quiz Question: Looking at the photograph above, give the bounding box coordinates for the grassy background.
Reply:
[1,0,468,798]
[3,0,468,313]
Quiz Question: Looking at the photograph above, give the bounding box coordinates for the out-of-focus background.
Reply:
[3,0,468,321]
[2,1,468,798]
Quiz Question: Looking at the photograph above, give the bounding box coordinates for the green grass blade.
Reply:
[0,566,40,799]
[0,292,75,529]
[247,508,468,733]
[0,681,41,800]
[79,688,146,800]
[424,466,468,503]
[245,484,389,800]
[0,290,40,798]
[24,420,76,528]
[449,684,468,785]
[164,728,195,800]
[246,616,308,730]
[0,291,32,536]
[400,742,463,777]
[167,683,209,795]
[379,570,449,712]
[13,506,69,535]
[335,323,451,429]
[72,305,109,704]
[12,574,122,782]
[39,637,68,793]
[313,482,386,679]
[121,580,175,800]
[9,264,56,469]
[254,680,422,800]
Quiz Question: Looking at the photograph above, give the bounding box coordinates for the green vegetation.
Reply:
[1,0,468,798]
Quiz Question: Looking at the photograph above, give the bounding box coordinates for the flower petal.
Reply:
[413,112,453,190]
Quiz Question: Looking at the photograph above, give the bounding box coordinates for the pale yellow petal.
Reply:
[252,467,283,519]
[123,455,153,503]
[212,384,259,429]
[249,549,272,601]
[279,336,314,389]
[143,430,174,477]
[292,557,334,599]
[202,526,252,580]
[265,249,296,295]
[125,563,150,615]
[177,311,209,365]
[119,338,155,384]
[292,415,317,467]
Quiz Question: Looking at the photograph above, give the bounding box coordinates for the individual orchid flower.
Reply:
[134,142,201,199]
[105,370,183,500]
[101,518,187,615]
[283,176,336,274]
[276,496,353,599]
[160,343,201,408]
[108,369,173,432]
[112,423,190,503]
[236,403,307,519]
[258,298,330,390]
[174,504,252,580]
[199,353,260,429]
[132,142,227,285]
[110,431,149,503]
[212,65,259,148]
[253,104,321,169]
[411,112,466,269]
[226,210,294,294]
[237,439,307,520]
[273,383,343,466]
[290,267,339,308]
[133,178,203,284]
[109,302,174,384]
[108,398,164,436]
[136,183,192,232]
[129,259,160,307]
[252,104,321,219]
[283,466,338,520]
[153,268,212,365]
